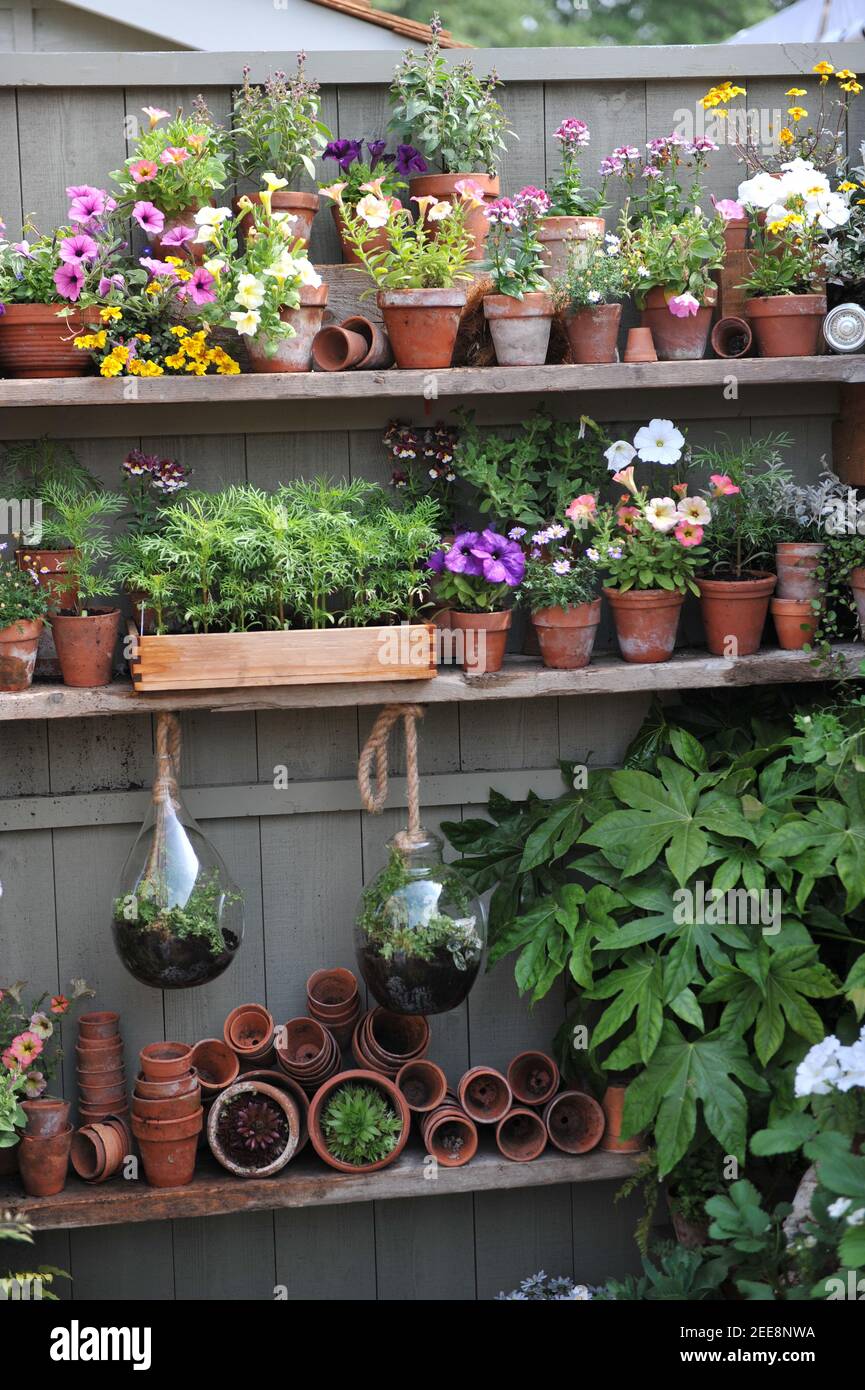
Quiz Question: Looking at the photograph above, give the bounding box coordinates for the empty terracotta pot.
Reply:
[449,609,512,674]
[421,1105,478,1167]
[78,1011,120,1040]
[134,1070,198,1100]
[775,542,824,601]
[600,1083,643,1153]
[458,1067,512,1123]
[18,1124,73,1196]
[311,325,369,372]
[543,1090,605,1154]
[21,1098,71,1138]
[710,316,752,359]
[70,1126,108,1182]
[507,1051,560,1107]
[132,1089,202,1121]
[531,600,601,670]
[131,1109,203,1189]
[364,1009,430,1071]
[50,607,120,688]
[396,1059,448,1113]
[306,967,358,1014]
[605,587,684,664]
[139,1042,194,1081]
[224,1005,274,1058]
[189,1038,239,1093]
[308,1070,410,1174]
[771,597,818,650]
[341,315,393,369]
[697,572,776,657]
[623,326,657,363]
[496,1107,548,1162]
[561,302,622,364]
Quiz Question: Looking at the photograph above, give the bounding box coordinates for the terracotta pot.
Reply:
[79,1011,120,1040]
[207,1079,300,1177]
[224,1004,273,1057]
[422,1105,478,1166]
[276,1018,339,1084]
[131,1109,203,1188]
[331,198,401,266]
[307,967,358,1013]
[623,326,657,363]
[745,293,826,357]
[771,597,818,649]
[600,1083,643,1153]
[850,567,865,633]
[51,607,120,688]
[238,1068,309,1153]
[308,1069,410,1173]
[21,1098,70,1138]
[538,214,605,278]
[0,617,42,692]
[151,202,208,263]
[697,571,776,657]
[409,172,499,260]
[75,1047,124,1073]
[604,587,684,664]
[669,1201,710,1249]
[722,217,749,253]
[640,287,714,360]
[710,316,752,359]
[507,1051,560,1107]
[245,284,328,374]
[531,600,601,670]
[775,542,824,601]
[16,548,78,616]
[483,292,554,367]
[365,1009,430,1067]
[496,1107,548,1162]
[77,1033,123,1052]
[450,609,511,674]
[0,304,98,378]
[88,1121,125,1173]
[561,302,622,364]
[311,325,369,372]
[18,1124,73,1196]
[396,1059,448,1113]
[189,1038,239,1093]
[236,190,319,248]
[458,1066,512,1123]
[377,287,466,369]
[79,1106,129,1126]
[341,315,393,369]
[133,1070,198,1100]
[543,1089,605,1154]
[70,1126,108,1182]
[78,1080,127,1106]
[132,1089,201,1121]
[139,1041,194,1081]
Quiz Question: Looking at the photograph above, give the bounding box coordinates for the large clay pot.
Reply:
[697,572,776,657]
[235,190,318,249]
[421,1103,478,1166]
[409,172,499,260]
[496,1107,548,1162]
[331,198,400,266]
[640,286,714,360]
[507,1051,560,1107]
[245,284,328,374]
[51,607,120,688]
[17,1125,73,1196]
[745,293,827,357]
[543,1090,605,1155]
[851,566,865,634]
[600,1083,643,1153]
[604,587,684,664]
[771,597,818,650]
[377,287,466,369]
[458,1066,512,1124]
[531,599,601,670]
[0,304,98,378]
[207,1078,300,1178]
[775,542,824,601]
[449,609,511,674]
[396,1059,448,1113]
[238,1067,310,1153]
[16,548,77,616]
[483,291,554,366]
[562,302,622,364]
[538,214,605,278]
[0,617,42,692]
[308,1069,410,1174]
[131,1108,202,1188]
[21,1098,70,1138]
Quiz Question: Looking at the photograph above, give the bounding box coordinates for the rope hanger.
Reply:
[357,704,426,849]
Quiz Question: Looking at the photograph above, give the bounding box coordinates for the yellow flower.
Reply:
[767,219,786,235]
[778,127,794,144]
[99,355,123,377]
[813,61,834,78]
[99,306,122,322]
[164,351,186,369]
[842,80,863,94]
[262,171,288,193]
[169,325,188,337]
[135,333,151,343]
[836,69,857,81]
[184,359,208,375]
[786,87,807,97]
[787,106,808,121]
[145,281,162,295]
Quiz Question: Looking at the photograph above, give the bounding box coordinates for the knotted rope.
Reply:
[358,704,426,848]
[152,712,182,808]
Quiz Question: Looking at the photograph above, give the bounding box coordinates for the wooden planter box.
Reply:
[128,622,437,692]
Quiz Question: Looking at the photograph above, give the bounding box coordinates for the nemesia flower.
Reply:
[604,440,636,472]
[669,292,700,318]
[677,496,711,525]
[674,519,704,547]
[483,197,521,228]
[565,494,597,526]
[10,1031,43,1067]
[132,201,165,236]
[634,419,685,466]
[554,118,590,148]
[514,186,551,218]
[53,261,85,301]
[356,194,390,228]
[28,1012,54,1041]
[230,308,261,336]
[645,497,680,533]
[160,146,190,166]
[710,473,740,496]
[59,233,98,264]
[142,105,170,127]
[130,159,158,183]
[160,224,196,248]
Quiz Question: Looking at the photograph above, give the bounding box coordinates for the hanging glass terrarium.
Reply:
[355,829,486,1015]
[112,713,243,989]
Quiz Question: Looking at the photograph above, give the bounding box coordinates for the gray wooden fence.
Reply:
[0,41,860,1300]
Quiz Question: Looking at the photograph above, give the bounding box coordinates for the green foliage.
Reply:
[334,192,474,291]
[597,1241,727,1301]
[231,59,329,185]
[0,1072,26,1149]
[623,210,725,306]
[110,98,227,216]
[553,234,632,310]
[113,870,235,959]
[0,438,99,505]
[0,557,48,629]
[39,483,124,613]
[320,1083,403,1166]
[741,216,827,298]
[522,549,599,614]
[690,433,793,577]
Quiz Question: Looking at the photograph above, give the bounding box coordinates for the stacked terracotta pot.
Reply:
[70,1113,131,1184]
[306,967,361,1048]
[17,1098,74,1196]
[223,1004,275,1066]
[76,1011,128,1125]
[275,1017,341,1093]
[131,1042,202,1188]
[351,1007,430,1077]
[421,1091,479,1167]
[395,1059,448,1114]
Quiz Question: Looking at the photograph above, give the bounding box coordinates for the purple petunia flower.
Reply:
[444,531,484,578]
[68,188,113,225]
[59,232,98,265]
[178,265,217,305]
[132,201,165,236]
[394,144,428,177]
[160,224,196,248]
[139,256,177,278]
[98,273,125,296]
[323,138,363,173]
[366,139,389,168]
[53,261,85,301]
[427,549,447,573]
[470,529,525,587]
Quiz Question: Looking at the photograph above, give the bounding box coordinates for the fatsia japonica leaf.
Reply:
[699,944,838,1065]
[586,951,666,1063]
[621,1023,768,1177]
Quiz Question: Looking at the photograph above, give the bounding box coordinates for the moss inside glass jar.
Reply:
[354,830,485,1015]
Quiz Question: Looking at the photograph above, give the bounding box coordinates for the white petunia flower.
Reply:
[229,308,261,336]
[235,273,265,310]
[634,418,685,466]
[795,1034,843,1096]
[605,440,636,473]
[738,170,785,209]
[828,1198,852,1219]
[677,496,712,526]
[645,497,679,532]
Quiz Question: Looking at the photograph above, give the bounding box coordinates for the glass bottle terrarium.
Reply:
[111,714,243,989]
[354,830,486,1015]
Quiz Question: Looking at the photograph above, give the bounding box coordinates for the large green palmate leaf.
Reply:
[621,1022,769,1177]
[762,777,865,912]
[699,944,838,1065]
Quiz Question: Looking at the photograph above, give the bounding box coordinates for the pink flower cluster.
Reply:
[53,184,118,301]
[484,197,521,228]
[514,185,551,219]
[554,118,590,150]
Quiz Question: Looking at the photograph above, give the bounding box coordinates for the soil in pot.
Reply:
[458,1067,512,1123]
[377,288,466,370]
[561,303,622,364]
[771,597,818,650]
[604,587,684,663]
[640,287,714,360]
[0,618,43,692]
[775,542,824,601]
[745,293,827,357]
[245,285,328,373]
[396,1059,448,1113]
[531,600,601,669]
[496,1108,548,1162]
[51,607,120,688]
[543,1090,605,1154]
[449,609,511,674]
[697,571,776,657]
[207,1080,299,1177]
[483,292,554,367]
[114,914,240,991]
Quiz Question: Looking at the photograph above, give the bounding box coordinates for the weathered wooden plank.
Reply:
[375,1192,476,1300]
[16,87,127,230]
[474,1185,576,1299]
[0,90,22,232]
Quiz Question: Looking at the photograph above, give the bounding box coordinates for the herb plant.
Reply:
[113,870,234,959]
[689,434,793,577]
[232,59,330,186]
[320,1083,403,1166]
[39,483,124,614]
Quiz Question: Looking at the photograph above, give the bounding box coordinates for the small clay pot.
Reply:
[775,542,824,601]
[641,286,714,360]
[745,293,827,357]
[483,292,555,367]
[377,288,467,370]
[276,1020,340,1091]
[496,1107,548,1162]
[341,315,393,369]
[78,1080,127,1107]
[78,1011,120,1040]
[139,1042,194,1081]
[189,1038,239,1093]
[623,326,657,363]
[206,1079,300,1178]
[133,1070,198,1100]
[306,967,358,1014]
[408,171,499,260]
[396,1059,448,1113]
[246,285,329,374]
[311,324,369,372]
[76,1034,123,1052]
[561,302,622,364]
[543,1090,605,1154]
[18,1124,73,1196]
[78,1102,129,1123]
[308,1070,410,1174]
[458,1067,512,1124]
[132,1090,202,1121]
[697,571,776,657]
[0,617,43,692]
[422,1106,478,1167]
[75,1046,124,1073]
[771,597,818,650]
[605,587,684,663]
[224,1004,274,1057]
[600,1083,643,1153]
[449,609,512,674]
[89,1121,125,1174]
[364,1009,430,1069]
[50,607,120,688]
[531,600,601,670]
[235,189,318,248]
[131,1110,203,1189]
[710,316,752,359]
[70,1126,108,1182]
[507,1051,560,1107]
[21,1098,71,1138]
[16,547,77,617]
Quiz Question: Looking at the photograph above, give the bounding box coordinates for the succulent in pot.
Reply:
[0,552,48,692]
[429,529,525,673]
[553,232,631,364]
[539,117,607,278]
[321,138,419,265]
[309,1071,410,1173]
[207,1079,299,1177]
[355,831,485,1015]
[481,187,555,366]
[521,503,603,670]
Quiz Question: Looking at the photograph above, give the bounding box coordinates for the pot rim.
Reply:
[0,617,43,642]
[696,572,777,596]
[307,1069,410,1174]
[483,291,554,317]
[603,586,685,606]
[744,293,827,315]
[377,287,468,308]
[531,599,602,627]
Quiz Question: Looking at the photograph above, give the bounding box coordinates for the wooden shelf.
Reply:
[0,1143,638,1231]
[1,646,860,722]
[0,356,862,409]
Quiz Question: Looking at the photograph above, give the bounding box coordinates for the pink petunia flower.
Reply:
[130,159,158,184]
[98,273,125,296]
[139,256,177,278]
[59,232,98,264]
[132,201,165,236]
[160,224,196,248]
[68,188,112,225]
[10,1030,43,1067]
[178,265,216,305]
[711,195,746,222]
[669,292,700,318]
[54,261,86,301]
[710,473,741,496]
[675,521,704,547]
[159,146,190,166]
[142,106,170,127]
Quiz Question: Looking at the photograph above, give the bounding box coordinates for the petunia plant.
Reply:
[429,528,525,613]
[232,58,330,187]
[546,118,607,218]
[320,138,424,210]
[739,160,849,298]
[620,209,725,314]
[322,179,476,291]
[0,978,94,1120]
[0,187,125,312]
[111,98,228,217]
[520,500,603,614]
[483,187,551,299]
